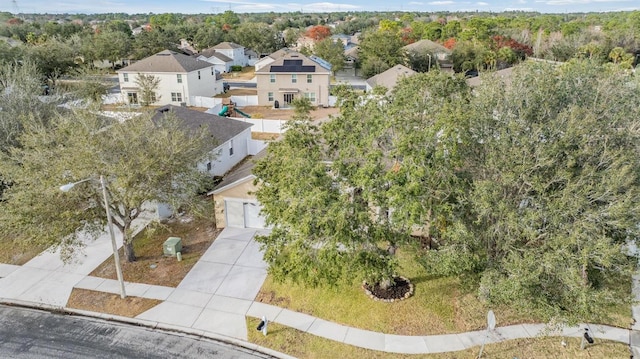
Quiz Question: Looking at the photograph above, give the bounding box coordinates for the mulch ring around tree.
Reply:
[363,276,414,303]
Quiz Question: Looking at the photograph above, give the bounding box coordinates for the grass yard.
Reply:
[0,238,47,265]
[89,216,220,287]
[256,247,631,336]
[246,318,629,359]
[221,67,255,80]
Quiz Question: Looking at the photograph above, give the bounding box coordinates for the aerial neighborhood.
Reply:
[0,7,639,358]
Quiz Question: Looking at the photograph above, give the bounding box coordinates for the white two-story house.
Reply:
[255,52,331,108]
[117,49,223,107]
[196,48,233,73]
[151,104,253,218]
[212,42,248,67]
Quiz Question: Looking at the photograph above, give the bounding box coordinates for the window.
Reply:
[127,92,138,104]
[291,74,297,83]
[307,74,312,83]
[304,92,316,102]
[206,162,212,171]
[171,92,182,102]
[211,67,215,76]
[198,71,201,80]
[269,74,276,83]
[176,74,182,83]
[150,92,157,103]
[229,139,234,156]
[268,92,274,102]
[123,73,129,82]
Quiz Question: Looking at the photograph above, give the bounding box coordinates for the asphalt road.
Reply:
[0,305,277,359]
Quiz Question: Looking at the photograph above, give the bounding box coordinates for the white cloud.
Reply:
[476,2,489,5]
[428,1,455,5]
[408,1,425,5]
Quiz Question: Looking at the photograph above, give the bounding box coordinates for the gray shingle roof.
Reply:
[213,41,244,50]
[152,105,252,145]
[366,65,417,91]
[199,48,233,62]
[118,50,213,73]
[403,39,451,54]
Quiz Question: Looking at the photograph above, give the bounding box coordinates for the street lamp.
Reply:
[60,175,127,299]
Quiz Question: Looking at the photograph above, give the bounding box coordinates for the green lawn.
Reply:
[255,247,630,335]
[246,318,629,359]
[0,237,47,265]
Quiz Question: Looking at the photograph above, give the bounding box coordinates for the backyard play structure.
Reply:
[218,99,251,118]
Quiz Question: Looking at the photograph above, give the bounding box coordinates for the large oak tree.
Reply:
[0,108,215,262]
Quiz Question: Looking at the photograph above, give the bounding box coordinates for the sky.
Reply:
[2,0,639,15]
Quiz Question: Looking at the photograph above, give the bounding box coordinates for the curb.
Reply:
[0,298,296,359]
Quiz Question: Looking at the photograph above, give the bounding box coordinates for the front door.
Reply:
[283,93,295,105]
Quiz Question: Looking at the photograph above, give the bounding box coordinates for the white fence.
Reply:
[230,117,287,134]
[328,95,337,107]
[248,139,268,155]
[191,95,258,108]
[191,96,221,108]
[230,95,259,107]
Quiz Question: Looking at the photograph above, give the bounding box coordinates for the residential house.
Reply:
[294,35,316,51]
[178,39,198,56]
[197,47,234,73]
[245,48,260,66]
[365,64,416,93]
[402,39,452,70]
[466,67,514,88]
[212,41,248,67]
[117,49,223,107]
[209,149,268,229]
[254,48,296,71]
[152,105,253,219]
[255,52,332,107]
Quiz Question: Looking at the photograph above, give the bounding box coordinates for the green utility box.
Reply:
[163,237,182,256]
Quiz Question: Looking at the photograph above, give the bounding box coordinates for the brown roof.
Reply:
[366,65,417,90]
[118,50,212,73]
[152,105,252,145]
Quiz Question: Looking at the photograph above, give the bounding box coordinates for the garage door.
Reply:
[224,200,267,229]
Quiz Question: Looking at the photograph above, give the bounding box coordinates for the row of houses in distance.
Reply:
[116,42,333,108]
[115,37,453,109]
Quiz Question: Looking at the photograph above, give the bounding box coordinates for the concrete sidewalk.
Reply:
[0,225,636,356]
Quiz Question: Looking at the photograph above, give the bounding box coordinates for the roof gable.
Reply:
[213,41,244,50]
[118,50,212,73]
[403,39,451,54]
[366,64,417,90]
[256,53,331,74]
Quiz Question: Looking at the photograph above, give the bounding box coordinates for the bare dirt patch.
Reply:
[221,67,255,80]
[67,288,161,317]
[239,106,340,120]
[252,132,280,141]
[215,88,257,98]
[90,216,220,287]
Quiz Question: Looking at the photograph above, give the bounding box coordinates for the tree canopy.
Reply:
[254,60,640,324]
[0,108,215,262]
